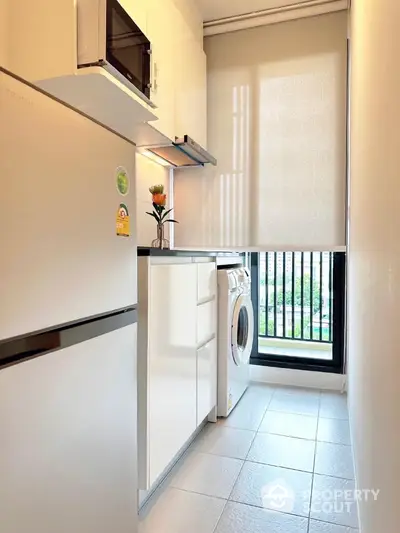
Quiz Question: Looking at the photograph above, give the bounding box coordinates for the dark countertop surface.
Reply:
[137,247,243,258]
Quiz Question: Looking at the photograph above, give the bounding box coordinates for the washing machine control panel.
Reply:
[236,268,251,289]
[219,267,251,292]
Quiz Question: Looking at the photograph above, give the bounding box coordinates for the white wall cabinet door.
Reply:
[148,263,197,487]
[173,11,190,141]
[119,0,147,33]
[147,0,176,140]
[174,15,207,147]
[190,44,207,148]
[197,337,217,425]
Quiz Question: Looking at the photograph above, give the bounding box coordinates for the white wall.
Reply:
[348,1,400,532]
[136,153,171,246]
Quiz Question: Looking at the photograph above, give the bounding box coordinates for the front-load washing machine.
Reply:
[217,267,254,417]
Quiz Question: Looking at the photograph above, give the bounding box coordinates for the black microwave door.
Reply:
[106,0,151,99]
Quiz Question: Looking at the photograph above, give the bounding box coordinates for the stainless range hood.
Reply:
[145,135,217,168]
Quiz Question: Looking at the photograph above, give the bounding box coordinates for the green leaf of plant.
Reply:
[153,204,165,217]
[164,219,179,223]
[146,211,160,222]
[161,208,174,220]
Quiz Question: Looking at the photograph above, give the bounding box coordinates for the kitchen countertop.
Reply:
[137,247,243,258]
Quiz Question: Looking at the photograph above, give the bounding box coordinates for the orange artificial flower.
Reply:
[152,193,167,206]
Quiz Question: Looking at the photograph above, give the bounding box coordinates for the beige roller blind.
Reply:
[174,12,347,250]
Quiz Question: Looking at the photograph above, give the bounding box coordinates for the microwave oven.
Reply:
[77,0,153,107]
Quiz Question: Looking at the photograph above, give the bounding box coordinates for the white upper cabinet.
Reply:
[6,0,206,148]
[174,11,207,147]
[6,0,159,146]
[147,0,177,141]
[191,44,207,148]
[118,0,147,33]
[145,0,207,145]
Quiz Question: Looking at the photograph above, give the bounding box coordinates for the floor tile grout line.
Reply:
[204,419,351,446]
[254,393,275,433]
[210,497,229,533]
[167,481,357,529]
[224,456,248,510]
[313,471,356,482]
[244,457,315,474]
[188,449,255,461]
[253,385,320,528]
[217,424,260,530]
[188,452,355,482]
[307,389,322,532]
[228,495,311,521]
[309,516,360,530]
[256,429,318,443]
[316,440,353,448]
[142,385,355,533]
[166,486,229,503]
[267,408,320,418]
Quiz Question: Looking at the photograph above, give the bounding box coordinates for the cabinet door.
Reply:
[197,337,217,425]
[197,300,216,348]
[197,262,216,303]
[192,44,207,148]
[147,0,176,139]
[175,31,207,147]
[119,0,147,33]
[148,263,197,486]
[174,12,193,140]
[0,324,138,533]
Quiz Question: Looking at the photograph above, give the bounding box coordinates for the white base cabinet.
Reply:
[147,263,198,486]
[138,257,217,490]
[197,337,217,425]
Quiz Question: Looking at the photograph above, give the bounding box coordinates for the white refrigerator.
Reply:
[0,68,138,533]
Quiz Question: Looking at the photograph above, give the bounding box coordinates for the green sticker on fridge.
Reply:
[116,167,130,196]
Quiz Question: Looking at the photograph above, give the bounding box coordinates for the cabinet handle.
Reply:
[197,334,216,351]
[153,62,158,91]
[197,295,216,306]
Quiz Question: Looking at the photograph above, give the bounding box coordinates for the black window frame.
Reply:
[249,252,346,374]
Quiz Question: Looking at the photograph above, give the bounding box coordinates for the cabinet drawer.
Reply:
[197,263,216,303]
[197,337,217,424]
[197,300,216,347]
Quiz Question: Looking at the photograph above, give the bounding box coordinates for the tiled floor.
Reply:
[139,384,358,533]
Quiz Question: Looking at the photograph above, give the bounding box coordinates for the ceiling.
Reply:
[195,0,312,22]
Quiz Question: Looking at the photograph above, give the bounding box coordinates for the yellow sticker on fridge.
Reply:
[116,204,130,237]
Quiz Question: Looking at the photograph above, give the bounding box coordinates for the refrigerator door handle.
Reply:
[0,306,137,370]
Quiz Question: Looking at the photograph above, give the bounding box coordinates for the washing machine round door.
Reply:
[231,293,254,366]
